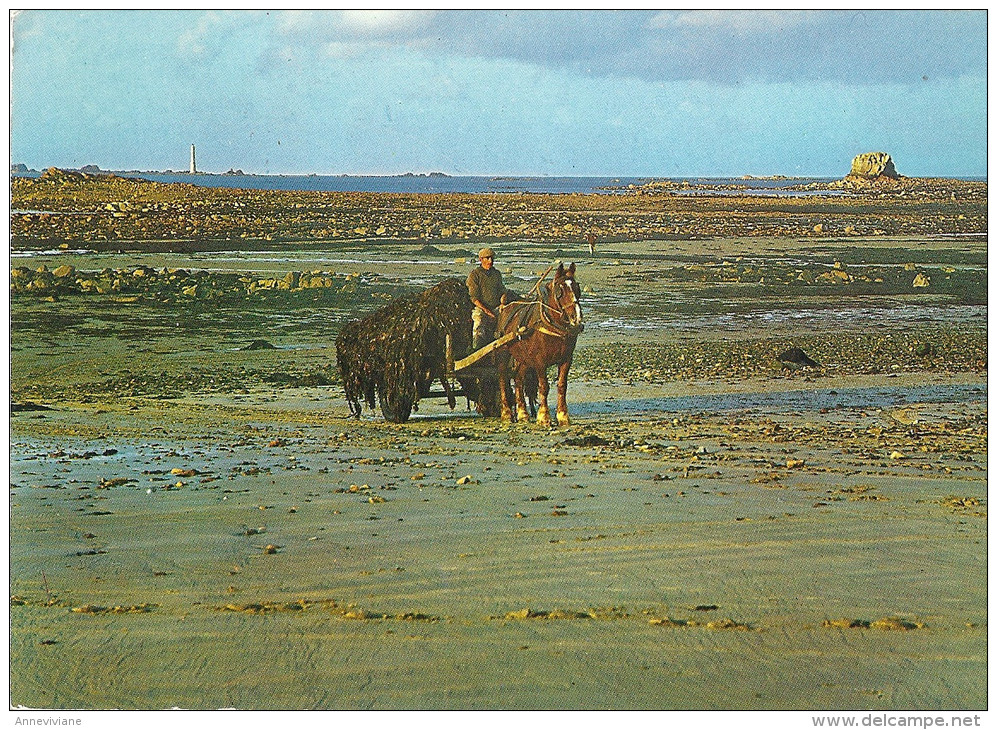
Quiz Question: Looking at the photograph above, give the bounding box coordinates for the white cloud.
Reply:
[337,10,431,35]
[278,9,432,42]
[649,10,817,35]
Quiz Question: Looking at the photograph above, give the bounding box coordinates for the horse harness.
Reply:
[499,280,580,341]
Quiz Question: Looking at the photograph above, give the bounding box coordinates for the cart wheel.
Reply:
[475,373,505,418]
[379,390,414,423]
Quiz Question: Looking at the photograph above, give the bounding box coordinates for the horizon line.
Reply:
[10,165,987,180]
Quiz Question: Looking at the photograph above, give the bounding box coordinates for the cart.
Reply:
[400,326,528,422]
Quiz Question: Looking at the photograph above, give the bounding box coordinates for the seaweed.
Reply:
[335,277,472,422]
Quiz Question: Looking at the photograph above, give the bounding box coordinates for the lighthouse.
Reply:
[190,144,196,174]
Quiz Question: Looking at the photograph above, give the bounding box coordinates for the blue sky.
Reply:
[9,10,987,177]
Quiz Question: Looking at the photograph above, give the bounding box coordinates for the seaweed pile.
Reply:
[336,277,473,422]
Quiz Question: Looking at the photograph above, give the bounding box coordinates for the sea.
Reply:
[13,171,843,196]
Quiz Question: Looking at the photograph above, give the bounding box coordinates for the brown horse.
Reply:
[495,263,583,427]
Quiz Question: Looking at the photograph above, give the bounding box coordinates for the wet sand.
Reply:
[9,374,987,709]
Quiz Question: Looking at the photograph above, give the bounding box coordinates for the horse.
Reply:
[494,263,583,427]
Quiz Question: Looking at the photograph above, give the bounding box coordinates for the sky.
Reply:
[9,10,988,177]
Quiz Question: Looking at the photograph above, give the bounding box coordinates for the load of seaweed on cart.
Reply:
[335,277,474,422]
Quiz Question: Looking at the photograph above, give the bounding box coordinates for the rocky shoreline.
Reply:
[11,168,986,249]
[9,263,378,304]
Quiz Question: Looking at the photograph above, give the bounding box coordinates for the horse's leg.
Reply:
[514,363,530,423]
[526,368,538,418]
[440,366,456,410]
[535,366,552,427]
[556,358,572,427]
[496,355,514,422]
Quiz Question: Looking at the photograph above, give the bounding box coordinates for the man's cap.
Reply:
[478,247,496,259]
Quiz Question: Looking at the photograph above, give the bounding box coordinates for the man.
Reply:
[466,247,508,349]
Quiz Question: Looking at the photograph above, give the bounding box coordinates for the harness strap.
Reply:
[535,324,568,338]
[498,288,578,340]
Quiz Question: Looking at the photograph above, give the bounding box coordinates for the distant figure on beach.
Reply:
[587,232,597,254]
[467,247,507,350]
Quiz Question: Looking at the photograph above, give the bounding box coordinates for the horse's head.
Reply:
[548,262,583,333]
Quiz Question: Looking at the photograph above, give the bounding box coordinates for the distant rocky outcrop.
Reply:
[811,152,907,193]
[39,167,85,182]
[396,171,451,178]
[10,163,28,174]
[848,152,899,180]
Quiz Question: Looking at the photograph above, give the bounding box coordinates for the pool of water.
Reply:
[574,383,987,417]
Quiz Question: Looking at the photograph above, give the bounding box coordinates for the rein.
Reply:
[536,300,574,339]
[502,281,580,340]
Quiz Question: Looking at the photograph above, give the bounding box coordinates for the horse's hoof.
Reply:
[556,412,570,427]
[517,407,530,422]
[501,407,514,423]
[536,407,552,428]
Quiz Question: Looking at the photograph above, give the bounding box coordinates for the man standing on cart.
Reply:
[467,247,508,350]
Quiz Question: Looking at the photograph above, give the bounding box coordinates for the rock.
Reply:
[52,265,75,278]
[912,273,930,288]
[10,401,54,412]
[815,269,851,284]
[848,152,899,180]
[869,617,922,631]
[778,347,821,370]
[241,340,277,351]
[822,618,869,629]
[39,167,84,182]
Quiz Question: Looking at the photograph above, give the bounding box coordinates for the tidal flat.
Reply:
[9,175,987,709]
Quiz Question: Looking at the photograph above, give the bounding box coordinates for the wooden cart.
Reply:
[405,326,528,421]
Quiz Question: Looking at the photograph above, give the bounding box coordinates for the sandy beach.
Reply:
[9,374,987,709]
[9,176,987,710]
